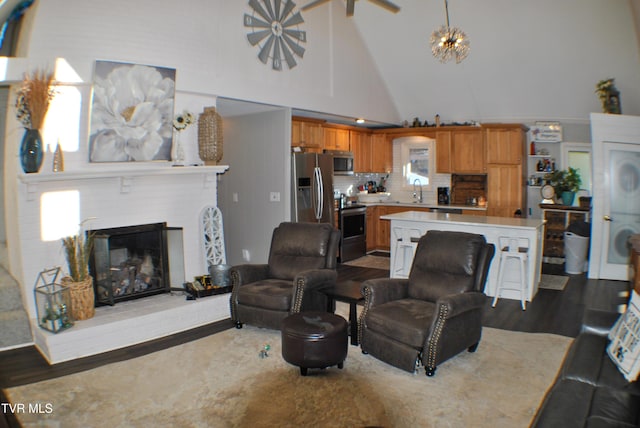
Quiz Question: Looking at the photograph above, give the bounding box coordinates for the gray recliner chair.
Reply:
[230,222,340,330]
[359,230,495,376]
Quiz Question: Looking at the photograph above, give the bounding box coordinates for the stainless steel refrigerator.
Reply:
[291,152,334,226]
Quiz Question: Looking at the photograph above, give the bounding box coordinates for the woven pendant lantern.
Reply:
[198,107,223,165]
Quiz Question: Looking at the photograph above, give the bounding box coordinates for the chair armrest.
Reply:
[361,278,409,309]
[230,264,270,287]
[294,269,337,290]
[291,269,337,312]
[436,291,487,319]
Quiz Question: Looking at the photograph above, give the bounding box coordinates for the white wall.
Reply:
[217,108,291,266]
[2,0,399,313]
[21,0,399,123]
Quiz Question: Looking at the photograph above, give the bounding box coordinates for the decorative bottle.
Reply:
[53,142,64,172]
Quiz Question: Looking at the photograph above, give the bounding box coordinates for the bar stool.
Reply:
[492,236,529,310]
[392,227,422,277]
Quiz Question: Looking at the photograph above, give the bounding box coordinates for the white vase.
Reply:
[172,131,185,166]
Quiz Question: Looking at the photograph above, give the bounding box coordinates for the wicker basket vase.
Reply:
[197,107,223,165]
[62,276,95,320]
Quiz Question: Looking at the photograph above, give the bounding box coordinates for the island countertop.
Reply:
[381,211,545,229]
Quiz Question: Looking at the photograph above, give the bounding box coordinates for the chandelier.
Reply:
[430,0,469,64]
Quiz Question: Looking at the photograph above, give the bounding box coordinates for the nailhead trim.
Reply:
[426,304,449,370]
[292,277,305,313]
[230,270,240,322]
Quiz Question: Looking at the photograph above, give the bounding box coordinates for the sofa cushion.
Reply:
[236,279,293,311]
[561,333,640,394]
[588,386,640,426]
[407,231,486,301]
[365,299,435,349]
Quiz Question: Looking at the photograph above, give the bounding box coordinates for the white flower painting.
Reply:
[89,61,176,162]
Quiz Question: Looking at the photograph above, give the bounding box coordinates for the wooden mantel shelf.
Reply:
[18,164,229,200]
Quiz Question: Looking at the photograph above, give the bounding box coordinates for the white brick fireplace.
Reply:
[12,164,230,363]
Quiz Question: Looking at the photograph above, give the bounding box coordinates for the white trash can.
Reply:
[564,232,589,274]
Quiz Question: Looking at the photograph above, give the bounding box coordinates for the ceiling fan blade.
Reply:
[367,0,400,13]
[301,0,331,11]
[346,0,355,17]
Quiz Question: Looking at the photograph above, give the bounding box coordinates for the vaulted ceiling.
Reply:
[311,0,640,125]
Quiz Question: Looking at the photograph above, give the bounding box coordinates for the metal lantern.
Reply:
[34,267,74,333]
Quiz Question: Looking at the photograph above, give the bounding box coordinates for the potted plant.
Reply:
[545,167,582,206]
[61,223,95,320]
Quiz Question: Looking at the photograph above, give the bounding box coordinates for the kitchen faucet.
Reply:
[413,179,423,203]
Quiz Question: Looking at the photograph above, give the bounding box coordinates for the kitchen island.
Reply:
[381,211,546,303]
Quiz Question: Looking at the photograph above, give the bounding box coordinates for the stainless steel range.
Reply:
[338,204,366,262]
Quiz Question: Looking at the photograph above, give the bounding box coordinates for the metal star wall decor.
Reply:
[244,0,307,71]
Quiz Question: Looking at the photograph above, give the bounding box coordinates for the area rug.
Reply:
[4,309,572,428]
[539,274,569,291]
[342,255,390,270]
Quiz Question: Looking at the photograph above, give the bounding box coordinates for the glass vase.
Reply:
[20,128,44,173]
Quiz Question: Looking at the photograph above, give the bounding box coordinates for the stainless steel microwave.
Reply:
[324,150,354,175]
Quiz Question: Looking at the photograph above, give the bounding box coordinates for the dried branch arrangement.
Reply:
[15,69,55,130]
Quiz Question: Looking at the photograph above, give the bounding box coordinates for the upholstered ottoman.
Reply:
[281,311,348,376]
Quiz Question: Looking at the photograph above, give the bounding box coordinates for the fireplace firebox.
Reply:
[89,223,185,306]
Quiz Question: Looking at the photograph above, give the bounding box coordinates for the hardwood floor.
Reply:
[0,260,631,427]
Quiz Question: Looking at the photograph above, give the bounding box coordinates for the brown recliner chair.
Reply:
[359,230,495,377]
[230,222,340,330]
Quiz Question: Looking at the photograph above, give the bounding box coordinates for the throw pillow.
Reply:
[607,290,640,382]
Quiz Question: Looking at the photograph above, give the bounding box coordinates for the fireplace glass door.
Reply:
[90,223,184,306]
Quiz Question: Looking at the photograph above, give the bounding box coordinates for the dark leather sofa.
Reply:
[531,306,640,427]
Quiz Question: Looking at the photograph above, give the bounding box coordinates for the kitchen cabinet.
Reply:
[292,118,324,152]
[371,133,392,173]
[487,164,524,217]
[485,124,528,218]
[375,205,431,251]
[485,127,524,165]
[435,131,452,173]
[451,130,485,173]
[324,127,350,151]
[433,128,484,173]
[351,130,372,172]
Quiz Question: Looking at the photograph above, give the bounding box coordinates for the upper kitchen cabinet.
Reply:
[451,130,485,173]
[435,131,452,173]
[485,124,528,165]
[324,127,350,151]
[292,117,324,152]
[371,133,392,173]
[351,130,372,172]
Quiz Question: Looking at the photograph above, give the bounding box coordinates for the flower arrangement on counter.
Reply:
[173,110,195,131]
[15,69,56,130]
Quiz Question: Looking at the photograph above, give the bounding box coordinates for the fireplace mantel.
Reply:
[18,164,229,200]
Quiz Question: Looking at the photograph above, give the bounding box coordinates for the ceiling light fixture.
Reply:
[356,118,365,124]
[430,0,469,64]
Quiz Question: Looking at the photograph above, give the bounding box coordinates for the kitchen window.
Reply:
[397,136,435,189]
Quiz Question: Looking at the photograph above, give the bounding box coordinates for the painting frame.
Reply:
[88,60,176,163]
